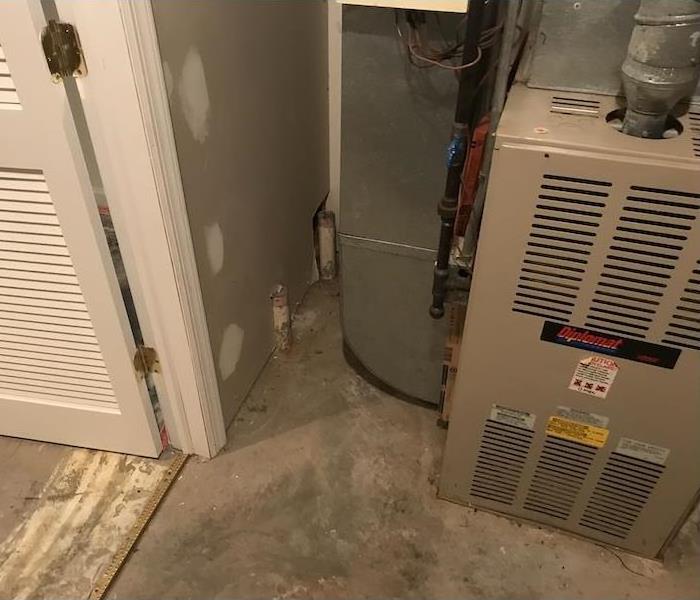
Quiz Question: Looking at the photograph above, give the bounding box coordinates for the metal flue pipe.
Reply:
[621,0,700,138]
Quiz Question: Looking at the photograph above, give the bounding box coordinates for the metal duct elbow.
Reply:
[621,0,700,138]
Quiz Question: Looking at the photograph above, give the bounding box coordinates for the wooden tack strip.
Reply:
[88,452,189,600]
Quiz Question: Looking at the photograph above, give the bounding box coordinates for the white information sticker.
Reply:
[616,438,670,466]
[490,405,536,431]
[568,356,618,399]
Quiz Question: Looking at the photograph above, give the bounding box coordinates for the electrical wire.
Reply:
[395,9,505,71]
[595,544,648,578]
[409,42,482,71]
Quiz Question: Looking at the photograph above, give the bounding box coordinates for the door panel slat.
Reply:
[0,366,112,389]
[0,286,87,303]
[0,362,111,385]
[0,276,84,294]
[0,315,95,335]
[0,240,70,256]
[0,258,76,275]
[0,302,90,322]
[0,179,50,192]
[0,231,71,247]
[0,340,105,363]
[0,266,80,283]
[0,169,44,181]
[0,330,101,352]
[0,293,89,312]
[0,189,53,203]
[0,210,59,225]
[0,220,63,236]
[0,351,108,374]
[0,250,73,265]
[0,379,117,405]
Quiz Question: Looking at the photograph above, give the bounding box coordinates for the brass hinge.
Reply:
[41,20,87,83]
[133,346,160,378]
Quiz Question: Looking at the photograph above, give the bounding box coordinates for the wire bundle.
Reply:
[395,10,501,71]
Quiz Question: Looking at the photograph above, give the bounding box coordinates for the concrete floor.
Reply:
[0,439,70,544]
[1,282,698,599]
[105,282,699,599]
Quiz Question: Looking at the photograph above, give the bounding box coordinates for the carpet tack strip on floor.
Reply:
[89,452,188,600]
[0,448,176,600]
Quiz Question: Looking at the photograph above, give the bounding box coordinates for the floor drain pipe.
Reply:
[621,0,700,139]
[430,0,488,319]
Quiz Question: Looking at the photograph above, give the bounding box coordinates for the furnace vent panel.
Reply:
[510,174,700,352]
[440,86,700,558]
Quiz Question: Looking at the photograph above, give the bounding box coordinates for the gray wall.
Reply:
[152,0,329,425]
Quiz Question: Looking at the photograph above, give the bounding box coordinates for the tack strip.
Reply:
[88,452,188,600]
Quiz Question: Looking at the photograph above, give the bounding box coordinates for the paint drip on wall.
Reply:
[178,47,210,143]
[219,323,244,381]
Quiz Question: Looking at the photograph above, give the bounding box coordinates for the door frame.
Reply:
[54,0,226,457]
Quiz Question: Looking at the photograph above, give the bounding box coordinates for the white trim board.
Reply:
[55,0,226,458]
[327,0,342,221]
[338,0,468,12]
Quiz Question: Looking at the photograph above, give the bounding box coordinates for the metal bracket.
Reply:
[133,346,160,378]
[41,20,87,83]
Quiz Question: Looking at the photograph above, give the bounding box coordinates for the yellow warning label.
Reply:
[546,416,609,448]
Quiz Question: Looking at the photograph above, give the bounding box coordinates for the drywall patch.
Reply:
[219,323,244,381]
[204,222,224,275]
[178,47,210,143]
[162,60,175,100]
[691,31,700,48]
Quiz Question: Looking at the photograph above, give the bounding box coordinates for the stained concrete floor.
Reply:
[0,282,697,599]
[0,438,69,544]
[101,282,700,600]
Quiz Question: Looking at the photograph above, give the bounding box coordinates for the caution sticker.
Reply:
[569,356,618,399]
[546,416,609,448]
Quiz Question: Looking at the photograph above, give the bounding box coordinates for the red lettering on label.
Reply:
[637,354,660,364]
[556,326,623,351]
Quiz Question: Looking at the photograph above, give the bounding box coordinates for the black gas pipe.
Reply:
[429,0,489,319]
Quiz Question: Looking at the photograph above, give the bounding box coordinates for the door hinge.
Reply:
[41,20,87,83]
[133,346,160,378]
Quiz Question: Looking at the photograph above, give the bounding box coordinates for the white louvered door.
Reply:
[0,1,162,457]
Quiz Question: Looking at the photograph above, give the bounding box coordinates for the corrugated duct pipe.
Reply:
[621,0,700,138]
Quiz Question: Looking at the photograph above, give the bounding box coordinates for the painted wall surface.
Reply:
[152,0,329,425]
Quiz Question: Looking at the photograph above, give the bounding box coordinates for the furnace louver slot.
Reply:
[470,419,533,506]
[512,174,609,322]
[585,186,700,340]
[523,436,597,520]
[690,110,699,159]
[580,452,664,540]
[663,259,700,351]
[550,96,601,118]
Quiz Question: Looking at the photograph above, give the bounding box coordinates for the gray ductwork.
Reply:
[621,0,700,138]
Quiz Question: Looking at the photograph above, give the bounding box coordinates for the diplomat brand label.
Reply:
[540,322,681,369]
